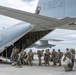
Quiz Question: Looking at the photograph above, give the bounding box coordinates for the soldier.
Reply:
[56,49,63,66]
[63,54,72,72]
[15,48,19,60]
[47,49,51,60]
[37,50,44,66]
[31,49,34,60]
[69,48,75,70]
[11,47,19,66]
[21,49,26,65]
[44,49,50,66]
[51,49,57,66]
[10,47,15,61]
[16,51,22,68]
[63,48,70,61]
[63,48,72,71]
[47,49,51,55]
[27,49,34,66]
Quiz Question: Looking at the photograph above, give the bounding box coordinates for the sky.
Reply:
[0,0,76,52]
[0,0,39,30]
[0,0,38,12]
[43,29,76,52]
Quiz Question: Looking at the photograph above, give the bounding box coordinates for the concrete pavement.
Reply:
[0,55,76,75]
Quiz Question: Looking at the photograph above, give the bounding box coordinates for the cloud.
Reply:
[0,0,39,13]
[40,28,76,51]
[0,0,39,29]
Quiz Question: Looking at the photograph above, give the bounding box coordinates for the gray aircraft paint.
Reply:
[0,23,32,52]
[38,0,76,18]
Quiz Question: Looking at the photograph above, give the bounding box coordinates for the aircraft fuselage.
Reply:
[0,23,32,53]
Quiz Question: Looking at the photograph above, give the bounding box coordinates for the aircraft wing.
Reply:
[58,18,76,30]
[28,41,55,49]
[59,23,76,30]
[0,6,76,31]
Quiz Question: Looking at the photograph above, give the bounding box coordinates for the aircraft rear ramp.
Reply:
[1,29,52,57]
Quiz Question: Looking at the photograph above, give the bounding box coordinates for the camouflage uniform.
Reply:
[37,50,43,66]
[31,51,34,60]
[70,48,75,70]
[63,48,72,71]
[28,50,33,66]
[51,49,57,66]
[63,55,72,72]
[56,49,63,66]
[21,49,26,65]
[45,50,50,66]
[16,52,22,68]
[11,47,19,66]
[47,49,51,60]
[11,48,15,61]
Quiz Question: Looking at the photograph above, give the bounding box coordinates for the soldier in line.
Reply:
[47,49,51,56]
[31,50,34,60]
[11,47,19,66]
[16,51,22,68]
[37,50,44,66]
[27,49,34,66]
[44,49,50,66]
[51,49,57,66]
[63,48,72,71]
[44,49,50,60]
[63,48,71,61]
[69,48,75,70]
[21,49,26,65]
[63,54,72,72]
[47,49,51,61]
[56,49,63,66]
[10,47,15,61]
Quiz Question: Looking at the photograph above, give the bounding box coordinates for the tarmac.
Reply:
[0,55,76,75]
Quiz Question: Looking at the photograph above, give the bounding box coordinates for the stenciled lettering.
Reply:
[42,0,64,10]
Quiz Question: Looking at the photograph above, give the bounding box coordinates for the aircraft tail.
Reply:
[35,0,76,18]
[59,17,76,30]
[61,17,76,25]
